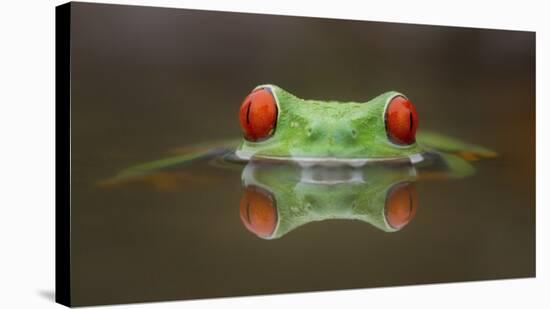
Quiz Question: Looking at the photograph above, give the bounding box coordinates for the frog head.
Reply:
[236,84,422,162]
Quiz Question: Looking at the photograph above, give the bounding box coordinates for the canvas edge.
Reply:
[55,2,72,307]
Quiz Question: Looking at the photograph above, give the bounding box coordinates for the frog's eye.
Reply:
[385,182,418,229]
[239,88,278,141]
[239,186,278,238]
[385,95,418,145]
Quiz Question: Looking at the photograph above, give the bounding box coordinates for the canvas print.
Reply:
[56,2,535,307]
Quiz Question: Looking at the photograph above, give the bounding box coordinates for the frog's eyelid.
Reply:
[383,92,408,109]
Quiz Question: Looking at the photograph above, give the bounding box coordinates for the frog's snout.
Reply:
[308,122,357,146]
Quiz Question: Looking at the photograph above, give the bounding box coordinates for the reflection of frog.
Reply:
[239,162,419,240]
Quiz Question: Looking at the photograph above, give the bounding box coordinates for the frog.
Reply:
[103,84,496,185]
[236,84,423,163]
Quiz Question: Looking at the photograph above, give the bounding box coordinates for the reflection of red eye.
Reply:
[238,88,278,141]
[385,182,418,229]
[239,186,277,238]
[385,96,418,145]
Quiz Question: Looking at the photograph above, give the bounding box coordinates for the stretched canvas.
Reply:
[56,2,535,307]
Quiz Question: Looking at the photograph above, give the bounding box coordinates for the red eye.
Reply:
[239,186,278,238]
[238,88,278,141]
[385,96,418,145]
[385,182,418,229]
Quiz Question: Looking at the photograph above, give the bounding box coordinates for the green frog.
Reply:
[108,84,495,181]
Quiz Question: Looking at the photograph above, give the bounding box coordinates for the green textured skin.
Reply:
[237,85,422,159]
[243,162,417,239]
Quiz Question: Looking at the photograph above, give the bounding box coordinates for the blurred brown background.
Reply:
[69,2,535,306]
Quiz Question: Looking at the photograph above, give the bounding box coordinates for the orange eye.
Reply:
[239,186,278,238]
[385,182,418,229]
[385,96,418,145]
[238,88,278,141]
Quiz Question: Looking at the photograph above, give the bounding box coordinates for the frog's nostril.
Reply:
[331,128,356,142]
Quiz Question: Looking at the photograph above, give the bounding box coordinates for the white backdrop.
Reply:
[0,0,547,308]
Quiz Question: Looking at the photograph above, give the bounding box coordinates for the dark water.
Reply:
[68,3,535,306]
